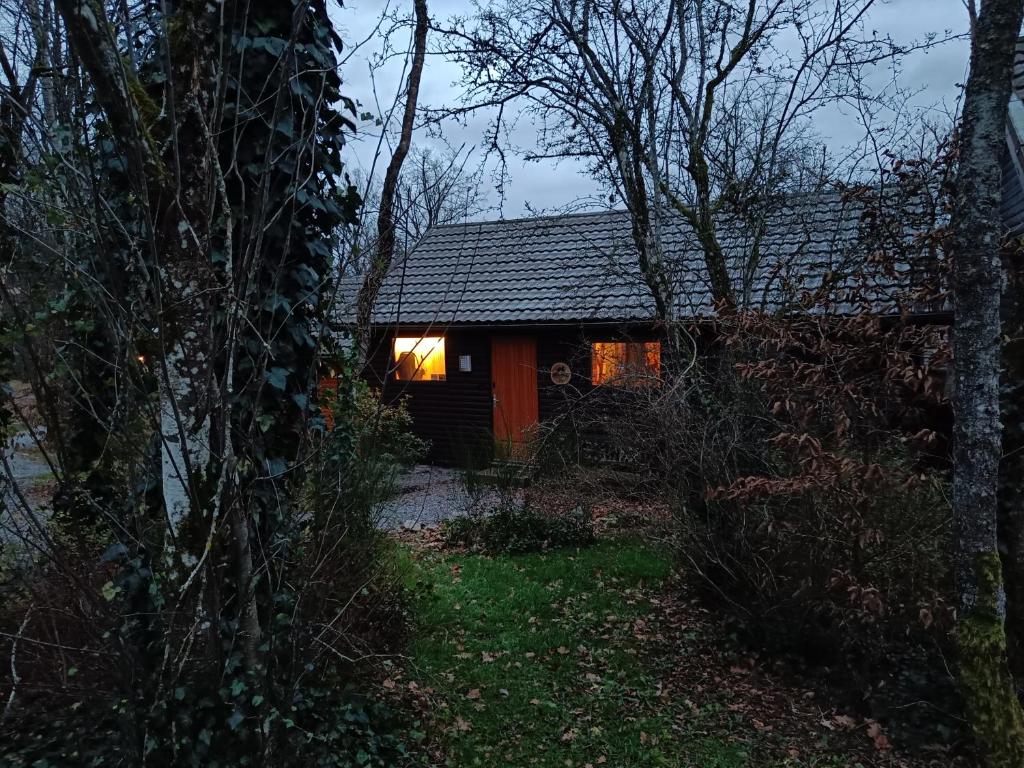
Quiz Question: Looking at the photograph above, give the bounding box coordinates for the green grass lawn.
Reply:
[404,539,752,767]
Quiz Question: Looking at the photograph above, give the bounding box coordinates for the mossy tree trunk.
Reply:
[949,1,1024,764]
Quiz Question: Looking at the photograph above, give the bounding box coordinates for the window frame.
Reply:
[392,334,448,382]
[590,340,661,389]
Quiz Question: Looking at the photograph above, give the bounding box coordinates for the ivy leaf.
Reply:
[101,581,121,602]
[101,542,128,563]
[251,36,286,56]
[265,367,289,390]
[274,116,295,138]
[227,709,245,731]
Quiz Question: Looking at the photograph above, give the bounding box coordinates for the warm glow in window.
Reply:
[393,336,446,381]
[591,342,661,387]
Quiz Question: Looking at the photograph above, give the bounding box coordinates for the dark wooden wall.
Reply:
[365,323,661,465]
[369,327,489,465]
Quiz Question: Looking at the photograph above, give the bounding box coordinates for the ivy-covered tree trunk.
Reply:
[949,0,1024,764]
[54,0,358,761]
[222,0,357,681]
[55,0,222,535]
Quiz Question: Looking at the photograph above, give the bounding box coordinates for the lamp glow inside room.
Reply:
[393,336,447,381]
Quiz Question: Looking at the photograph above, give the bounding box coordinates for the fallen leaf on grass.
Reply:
[866,721,892,751]
[832,714,857,730]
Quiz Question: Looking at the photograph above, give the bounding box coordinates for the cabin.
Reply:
[341,40,1024,466]
[1002,39,1024,238]
[346,195,947,465]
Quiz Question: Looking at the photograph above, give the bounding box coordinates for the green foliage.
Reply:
[350,383,430,470]
[285,688,410,767]
[442,502,594,554]
[2,529,414,768]
[1,685,408,768]
[312,373,428,536]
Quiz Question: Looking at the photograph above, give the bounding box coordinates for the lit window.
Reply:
[393,336,446,381]
[591,342,660,387]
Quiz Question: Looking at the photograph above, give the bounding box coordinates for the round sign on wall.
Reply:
[550,362,572,385]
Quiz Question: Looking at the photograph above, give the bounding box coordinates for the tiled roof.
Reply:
[358,191,934,326]
[334,39,1022,330]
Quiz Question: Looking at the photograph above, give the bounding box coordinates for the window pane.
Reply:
[591,341,660,387]
[393,336,446,381]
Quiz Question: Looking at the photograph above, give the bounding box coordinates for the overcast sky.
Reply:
[332,0,972,219]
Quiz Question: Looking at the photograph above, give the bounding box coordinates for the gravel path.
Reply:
[2,452,496,538]
[6,435,51,479]
[2,428,53,546]
[377,465,498,530]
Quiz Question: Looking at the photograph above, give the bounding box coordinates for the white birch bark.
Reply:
[158,324,211,532]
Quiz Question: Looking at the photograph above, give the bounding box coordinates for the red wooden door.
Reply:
[491,337,539,456]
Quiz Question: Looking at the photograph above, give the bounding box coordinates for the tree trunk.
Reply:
[56,0,222,544]
[47,0,355,758]
[354,0,429,369]
[950,1,1024,764]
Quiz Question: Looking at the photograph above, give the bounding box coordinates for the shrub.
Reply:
[1,367,424,766]
[312,378,429,534]
[1,516,416,768]
[442,503,594,554]
[679,457,952,657]
[534,310,957,741]
[1,683,410,768]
